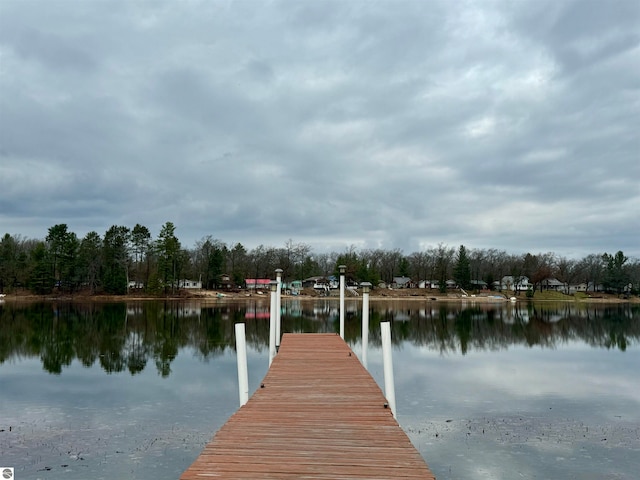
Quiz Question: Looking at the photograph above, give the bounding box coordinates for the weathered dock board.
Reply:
[180,333,435,479]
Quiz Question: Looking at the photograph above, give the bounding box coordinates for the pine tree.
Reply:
[453,245,471,290]
[102,225,131,294]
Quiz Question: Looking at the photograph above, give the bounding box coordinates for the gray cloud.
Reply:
[0,0,638,257]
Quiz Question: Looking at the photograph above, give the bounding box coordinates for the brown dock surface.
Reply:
[180,333,435,479]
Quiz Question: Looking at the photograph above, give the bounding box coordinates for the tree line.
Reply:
[0,223,638,295]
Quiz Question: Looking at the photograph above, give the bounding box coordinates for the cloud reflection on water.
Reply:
[377,341,640,480]
[1,347,259,480]
[0,300,638,479]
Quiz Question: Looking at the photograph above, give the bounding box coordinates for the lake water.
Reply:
[1,299,638,479]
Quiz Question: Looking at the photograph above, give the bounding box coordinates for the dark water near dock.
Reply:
[1,300,639,479]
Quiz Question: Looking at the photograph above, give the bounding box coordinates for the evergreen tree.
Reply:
[228,242,248,286]
[156,222,181,293]
[194,236,227,289]
[335,249,359,281]
[78,231,102,294]
[45,224,79,290]
[602,251,630,294]
[131,224,152,289]
[102,226,131,294]
[355,256,380,285]
[28,241,54,294]
[0,233,18,293]
[61,232,80,292]
[46,224,68,283]
[453,245,471,290]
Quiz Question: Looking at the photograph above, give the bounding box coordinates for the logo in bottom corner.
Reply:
[1,468,14,480]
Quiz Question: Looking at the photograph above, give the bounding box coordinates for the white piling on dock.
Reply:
[235,323,249,406]
[360,282,371,369]
[275,268,283,349]
[269,280,278,366]
[339,265,346,339]
[381,321,396,419]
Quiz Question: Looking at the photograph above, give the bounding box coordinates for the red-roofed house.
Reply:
[245,279,271,290]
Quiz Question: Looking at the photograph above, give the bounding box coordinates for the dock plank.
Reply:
[180,333,435,479]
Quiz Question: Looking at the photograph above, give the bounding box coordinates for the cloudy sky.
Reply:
[1,0,638,258]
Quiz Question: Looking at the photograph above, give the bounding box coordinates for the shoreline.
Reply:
[1,289,637,304]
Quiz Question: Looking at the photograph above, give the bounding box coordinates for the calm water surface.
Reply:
[1,299,638,479]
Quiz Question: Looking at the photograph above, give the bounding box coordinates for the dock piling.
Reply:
[275,268,283,348]
[268,280,277,365]
[234,323,249,406]
[361,281,372,369]
[381,321,397,419]
[339,264,346,338]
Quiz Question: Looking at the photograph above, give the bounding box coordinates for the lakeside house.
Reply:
[498,276,532,292]
[283,280,303,295]
[415,279,466,290]
[177,279,202,289]
[129,279,202,290]
[470,279,488,289]
[218,274,233,289]
[245,279,271,290]
[539,277,567,292]
[303,276,328,288]
[417,280,446,289]
[303,276,339,290]
[392,276,413,288]
[569,282,588,294]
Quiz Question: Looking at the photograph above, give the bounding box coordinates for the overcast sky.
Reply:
[1,0,638,258]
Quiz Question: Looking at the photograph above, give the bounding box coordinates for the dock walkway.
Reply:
[180,333,435,479]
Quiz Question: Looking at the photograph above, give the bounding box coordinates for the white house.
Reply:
[568,283,588,294]
[178,279,202,289]
[392,277,412,288]
[500,276,532,292]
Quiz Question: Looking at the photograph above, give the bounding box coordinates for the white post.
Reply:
[361,282,371,369]
[275,269,283,349]
[269,281,277,366]
[381,321,396,419]
[235,323,249,406]
[339,265,346,339]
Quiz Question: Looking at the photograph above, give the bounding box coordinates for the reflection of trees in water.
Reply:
[0,302,638,373]
[1,302,235,375]
[364,302,640,355]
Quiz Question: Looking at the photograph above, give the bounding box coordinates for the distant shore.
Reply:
[1,288,637,304]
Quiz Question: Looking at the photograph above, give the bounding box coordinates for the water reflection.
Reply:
[370,301,639,354]
[0,300,638,375]
[1,300,639,480]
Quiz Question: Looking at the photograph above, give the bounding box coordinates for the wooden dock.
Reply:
[180,333,435,479]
